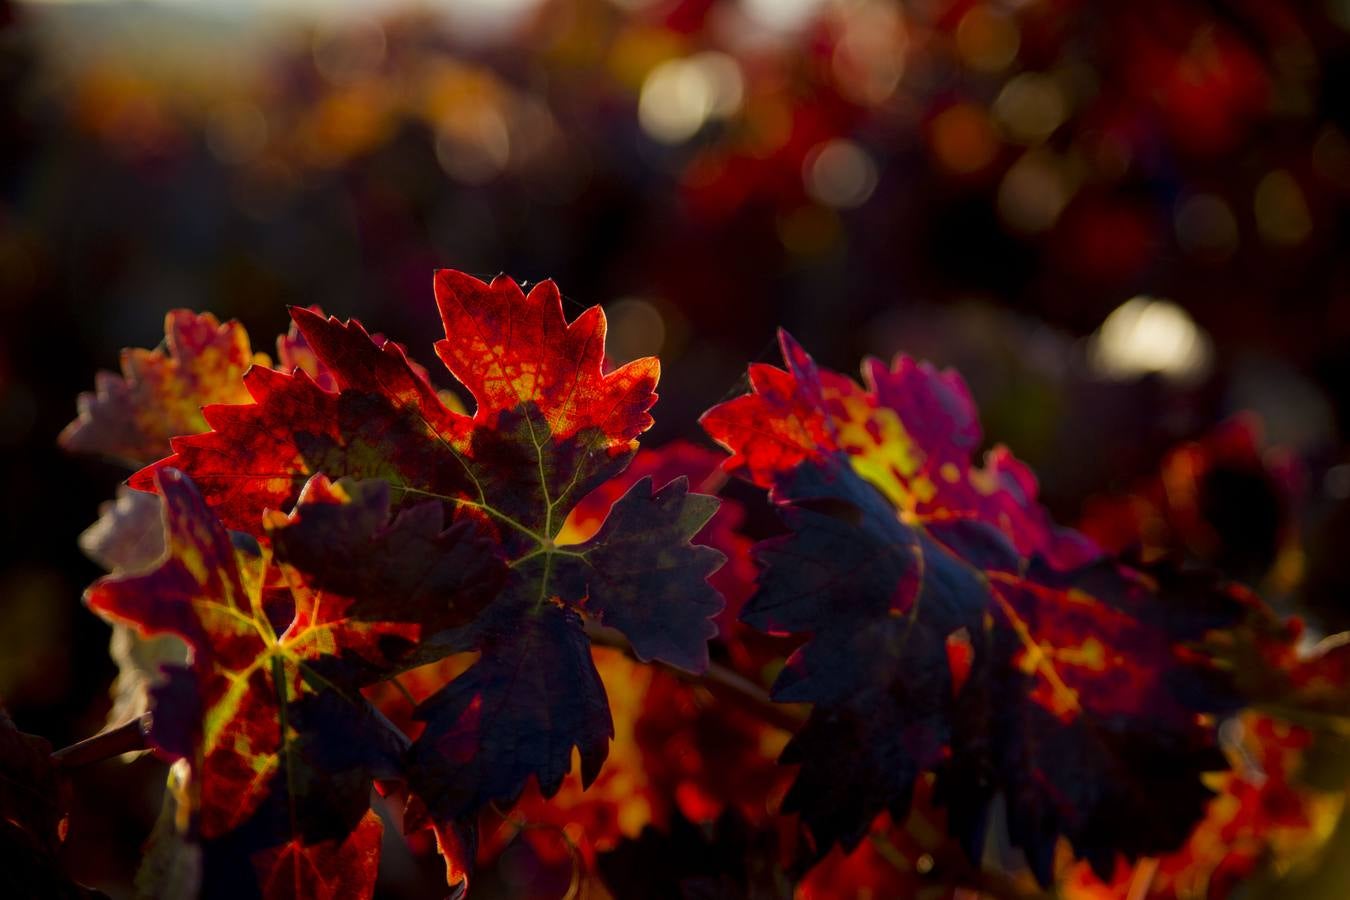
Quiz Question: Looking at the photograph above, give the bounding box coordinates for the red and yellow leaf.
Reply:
[125,271,726,886]
[84,468,502,898]
[702,331,1263,884]
[61,310,264,467]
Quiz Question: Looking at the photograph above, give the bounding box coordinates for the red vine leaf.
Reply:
[61,310,263,467]
[559,476,721,672]
[430,269,658,448]
[408,602,614,831]
[700,330,1096,568]
[702,331,1258,884]
[125,272,726,886]
[465,442,775,885]
[84,468,501,898]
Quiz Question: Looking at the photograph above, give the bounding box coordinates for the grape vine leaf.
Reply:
[63,310,260,730]
[557,475,722,670]
[60,310,263,467]
[476,644,790,882]
[85,468,503,898]
[469,441,772,880]
[472,647,658,870]
[78,487,189,732]
[64,307,448,738]
[126,271,727,883]
[702,331,1258,884]
[405,468,725,885]
[275,305,438,398]
[79,486,166,573]
[561,440,758,645]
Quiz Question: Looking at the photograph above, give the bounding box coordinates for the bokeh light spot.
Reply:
[929,103,999,175]
[1089,297,1214,384]
[956,5,1020,73]
[741,0,829,34]
[638,53,744,145]
[831,2,908,106]
[993,73,1068,145]
[803,139,878,209]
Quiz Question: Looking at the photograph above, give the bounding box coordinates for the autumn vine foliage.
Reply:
[6,270,1348,899]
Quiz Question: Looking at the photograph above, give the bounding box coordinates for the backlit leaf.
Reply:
[126,272,726,884]
[78,488,189,734]
[60,310,263,467]
[85,468,502,898]
[702,331,1258,884]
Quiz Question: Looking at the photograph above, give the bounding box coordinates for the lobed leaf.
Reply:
[78,488,190,733]
[125,272,726,885]
[85,468,501,897]
[702,331,1259,884]
[559,476,723,673]
[701,331,1096,568]
[560,440,758,639]
[61,310,263,467]
[409,603,613,824]
[464,443,775,886]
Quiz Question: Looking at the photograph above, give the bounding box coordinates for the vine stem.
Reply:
[581,621,807,733]
[52,712,151,768]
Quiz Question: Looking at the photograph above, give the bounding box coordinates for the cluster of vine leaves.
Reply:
[3,269,1341,899]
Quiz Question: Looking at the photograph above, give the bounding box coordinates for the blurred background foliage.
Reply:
[3,0,1350,895]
